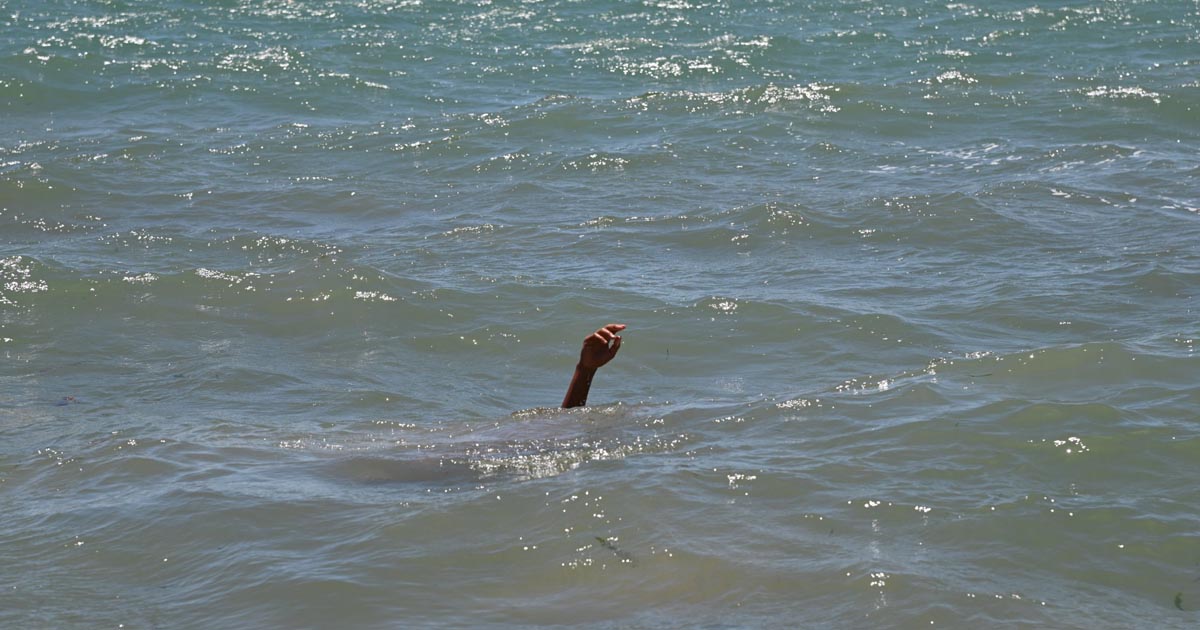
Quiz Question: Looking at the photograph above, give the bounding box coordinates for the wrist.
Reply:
[575,364,598,374]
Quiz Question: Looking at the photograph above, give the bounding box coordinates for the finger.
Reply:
[602,323,626,333]
[595,328,616,343]
[609,335,622,357]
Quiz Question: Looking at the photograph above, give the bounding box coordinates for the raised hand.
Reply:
[577,323,625,370]
[562,323,626,408]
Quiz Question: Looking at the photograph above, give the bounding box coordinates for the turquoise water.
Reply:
[2,0,1198,627]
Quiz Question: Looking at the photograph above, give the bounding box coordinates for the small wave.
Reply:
[628,82,840,113]
[0,256,50,306]
[1079,85,1163,105]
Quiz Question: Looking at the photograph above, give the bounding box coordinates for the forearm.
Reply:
[562,323,625,408]
[561,364,597,408]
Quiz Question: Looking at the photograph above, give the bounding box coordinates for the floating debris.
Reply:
[595,536,636,566]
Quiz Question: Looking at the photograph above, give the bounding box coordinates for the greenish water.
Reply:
[1,0,1198,627]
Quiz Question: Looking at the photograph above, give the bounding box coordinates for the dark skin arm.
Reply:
[562,323,625,408]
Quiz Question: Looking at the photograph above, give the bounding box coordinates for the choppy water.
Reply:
[2,0,1198,627]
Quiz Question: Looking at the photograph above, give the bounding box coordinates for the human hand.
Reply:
[577,323,625,370]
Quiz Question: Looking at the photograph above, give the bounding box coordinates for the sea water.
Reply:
[1,0,1198,627]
